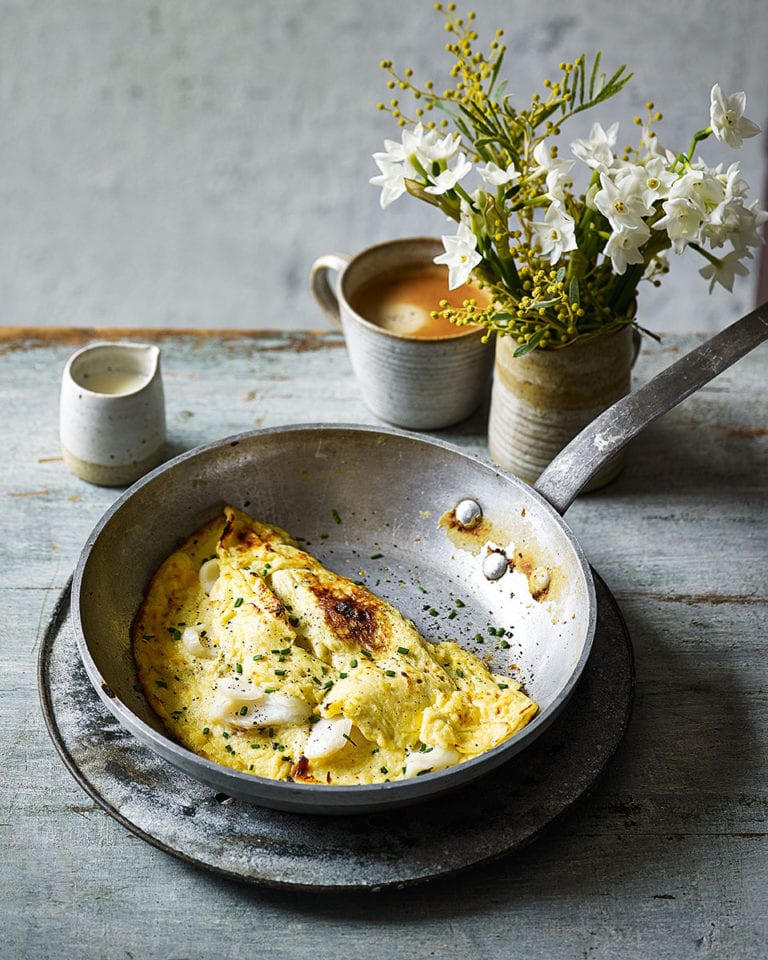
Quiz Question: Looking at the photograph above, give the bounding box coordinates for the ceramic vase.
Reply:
[488,324,640,490]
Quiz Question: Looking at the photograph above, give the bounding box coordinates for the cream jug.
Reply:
[60,341,166,486]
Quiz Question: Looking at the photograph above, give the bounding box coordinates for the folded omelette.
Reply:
[132,506,538,785]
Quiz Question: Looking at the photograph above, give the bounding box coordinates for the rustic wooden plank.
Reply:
[1,328,766,960]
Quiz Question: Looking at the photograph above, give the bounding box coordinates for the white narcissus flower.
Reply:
[709,84,761,149]
[424,153,473,195]
[570,121,620,169]
[604,222,651,274]
[670,167,724,210]
[370,154,407,209]
[618,157,677,206]
[699,250,751,292]
[653,196,704,253]
[434,221,482,289]
[531,141,575,201]
[478,160,520,187]
[530,201,578,265]
[371,123,464,208]
[412,126,462,163]
[593,171,654,231]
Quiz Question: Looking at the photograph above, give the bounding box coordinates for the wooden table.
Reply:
[2,327,766,959]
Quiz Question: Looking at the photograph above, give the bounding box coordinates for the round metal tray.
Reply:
[38,570,633,891]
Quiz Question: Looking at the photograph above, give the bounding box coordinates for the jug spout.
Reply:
[127,342,161,379]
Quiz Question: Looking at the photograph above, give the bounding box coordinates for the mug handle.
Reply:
[310,254,351,330]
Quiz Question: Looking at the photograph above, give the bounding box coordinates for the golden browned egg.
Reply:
[132,506,538,785]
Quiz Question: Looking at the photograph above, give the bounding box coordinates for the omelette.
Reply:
[132,506,538,785]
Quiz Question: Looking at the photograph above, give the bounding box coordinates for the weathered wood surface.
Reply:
[1,327,766,960]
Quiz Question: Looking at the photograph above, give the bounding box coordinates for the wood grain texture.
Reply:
[1,327,766,960]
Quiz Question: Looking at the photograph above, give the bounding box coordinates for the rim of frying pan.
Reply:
[72,422,598,813]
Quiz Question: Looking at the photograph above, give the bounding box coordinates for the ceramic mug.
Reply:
[310,237,493,430]
[60,341,166,487]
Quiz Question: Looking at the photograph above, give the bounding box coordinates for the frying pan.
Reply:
[73,302,768,814]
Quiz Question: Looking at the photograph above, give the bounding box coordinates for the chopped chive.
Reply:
[456,668,465,678]
[385,670,396,677]
[397,646,410,655]
[202,727,210,735]
[498,682,509,689]
[331,509,342,524]
[250,743,260,749]
[350,658,358,668]
[339,672,348,679]
[274,669,286,676]
[233,597,244,608]
[500,639,511,649]
[319,533,329,539]
[428,608,439,616]
[360,649,374,660]
[448,610,457,620]
[155,680,168,688]
[239,705,248,715]
[167,627,181,641]
[342,733,357,746]
[322,679,334,690]
[253,654,263,661]
[222,731,230,739]
[370,552,383,559]
[264,687,276,694]
[454,598,465,607]
[308,714,321,724]
[235,662,243,674]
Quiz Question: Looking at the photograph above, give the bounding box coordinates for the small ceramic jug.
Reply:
[60,341,166,487]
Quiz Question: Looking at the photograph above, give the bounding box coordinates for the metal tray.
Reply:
[38,570,633,891]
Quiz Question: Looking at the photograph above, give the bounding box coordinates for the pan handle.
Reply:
[533,300,768,516]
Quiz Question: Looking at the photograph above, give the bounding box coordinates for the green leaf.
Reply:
[513,327,547,356]
[492,79,509,100]
[568,277,580,306]
[589,52,602,99]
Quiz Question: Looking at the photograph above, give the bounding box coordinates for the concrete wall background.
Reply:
[2,0,766,334]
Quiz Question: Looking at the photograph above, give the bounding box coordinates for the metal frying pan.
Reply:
[73,303,768,815]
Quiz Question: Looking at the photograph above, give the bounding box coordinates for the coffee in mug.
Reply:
[349,263,489,339]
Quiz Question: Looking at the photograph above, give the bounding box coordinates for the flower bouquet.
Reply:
[370,4,765,356]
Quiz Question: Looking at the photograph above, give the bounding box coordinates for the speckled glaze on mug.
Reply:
[60,342,166,487]
[310,237,493,430]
